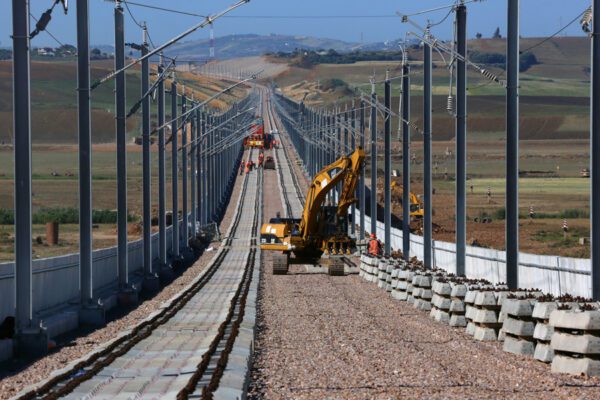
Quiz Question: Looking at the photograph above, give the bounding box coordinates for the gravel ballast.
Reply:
[248,104,600,399]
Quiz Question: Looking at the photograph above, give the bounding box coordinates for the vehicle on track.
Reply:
[263,156,275,169]
[260,147,365,276]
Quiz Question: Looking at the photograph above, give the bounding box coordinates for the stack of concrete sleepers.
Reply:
[359,254,368,279]
[502,295,539,356]
[377,258,389,289]
[384,260,397,293]
[532,297,559,363]
[392,266,413,301]
[431,277,452,324]
[412,272,433,311]
[449,279,468,328]
[464,284,482,336]
[469,287,510,341]
[406,269,421,305]
[550,307,600,376]
[361,255,378,283]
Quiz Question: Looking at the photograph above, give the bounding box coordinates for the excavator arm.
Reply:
[299,147,365,241]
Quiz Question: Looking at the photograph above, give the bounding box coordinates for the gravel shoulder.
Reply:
[248,104,600,400]
[0,151,249,400]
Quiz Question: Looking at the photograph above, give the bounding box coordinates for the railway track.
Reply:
[264,94,305,218]
[263,90,359,273]
[15,147,263,400]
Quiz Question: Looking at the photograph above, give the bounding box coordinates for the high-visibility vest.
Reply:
[368,239,381,256]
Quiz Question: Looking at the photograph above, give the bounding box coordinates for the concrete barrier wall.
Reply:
[356,210,591,298]
[0,224,179,323]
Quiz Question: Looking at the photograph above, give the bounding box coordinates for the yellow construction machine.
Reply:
[260,147,365,276]
[390,181,424,220]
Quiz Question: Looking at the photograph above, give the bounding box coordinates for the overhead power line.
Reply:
[222,15,398,19]
[118,2,396,19]
[29,13,65,47]
[520,8,588,54]
[121,1,206,18]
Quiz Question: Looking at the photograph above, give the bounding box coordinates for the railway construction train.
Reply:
[244,116,272,149]
[260,147,365,276]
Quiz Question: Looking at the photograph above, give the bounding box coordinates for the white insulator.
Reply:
[446,95,455,115]
[581,7,593,34]
[480,68,497,82]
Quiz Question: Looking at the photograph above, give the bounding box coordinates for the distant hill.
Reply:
[94,34,590,65]
[163,33,361,60]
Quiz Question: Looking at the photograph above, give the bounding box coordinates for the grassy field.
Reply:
[0,60,248,144]
[0,143,197,262]
[0,57,249,261]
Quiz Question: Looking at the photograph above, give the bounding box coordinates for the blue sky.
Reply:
[0,0,593,48]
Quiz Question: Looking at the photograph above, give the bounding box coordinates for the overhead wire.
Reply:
[123,0,158,49]
[123,0,144,29]
[29,13,65,47]
[520,8,588,54]
[121,1,206,18]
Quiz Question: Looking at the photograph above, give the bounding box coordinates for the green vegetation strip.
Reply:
[0,208,137,224]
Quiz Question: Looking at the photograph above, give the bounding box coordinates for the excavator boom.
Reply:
[299,147,365,241]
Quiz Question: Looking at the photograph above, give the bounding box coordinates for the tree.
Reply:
[519,52,539,72]
[476,32,483,40]
[492,27,502,39]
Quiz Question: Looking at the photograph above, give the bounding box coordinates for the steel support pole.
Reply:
[141,28,152,277]
[115,2,128,286]
[337,108,342,202]
[327,112,332,204]
[456,4,467,276]
[359,100,366,240]
[506,0,520,289]
[384,75,392,256]
[201,111,207,225]
[402,64,411,261]
[191,102,197,236]
[209,114,215,221]
[370,85,378,235]
[182,91,188,247]
[77,0,93,305]
[592,0,600,300]
[351,102,356,236]
[171,81,180,258]
[423,41,433,269]
[13,0,33,331]
[158,57,166,266]
[196,107,202,227]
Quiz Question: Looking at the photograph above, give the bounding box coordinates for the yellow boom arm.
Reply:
[299,147,365,241]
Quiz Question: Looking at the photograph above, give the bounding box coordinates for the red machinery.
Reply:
[244,117,271,149]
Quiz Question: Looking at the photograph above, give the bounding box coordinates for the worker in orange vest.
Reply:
[368,233,382,257]
[258,152,264,168]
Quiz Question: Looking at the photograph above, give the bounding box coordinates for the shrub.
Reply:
[560,209,589,219]
[0,208,136,225]
[519,52,539,72]
[493,208,506,220]
[0,209,14,224]
[320,78,347,91]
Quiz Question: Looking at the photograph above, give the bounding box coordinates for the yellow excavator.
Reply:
[260,147,365,276]
[390,181,424,220]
